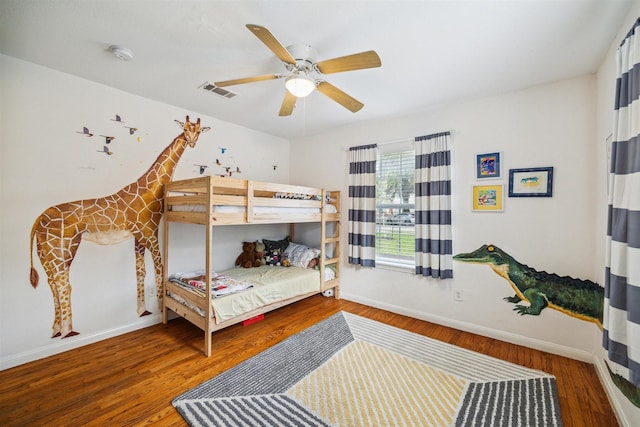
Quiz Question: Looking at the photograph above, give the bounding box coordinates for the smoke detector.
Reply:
[109,45,134,61]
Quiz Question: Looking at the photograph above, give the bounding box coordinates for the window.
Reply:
[375,148,415,267]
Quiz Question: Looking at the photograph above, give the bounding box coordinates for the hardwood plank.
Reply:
[0,296,618,426]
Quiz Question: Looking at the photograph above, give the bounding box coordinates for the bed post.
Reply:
[204,175,213,356]
[288,223,295,243]
[162,184,170,324]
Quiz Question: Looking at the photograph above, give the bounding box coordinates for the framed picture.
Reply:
[508,167,553,197]
[475,152,502,179]
[472,184,504,212]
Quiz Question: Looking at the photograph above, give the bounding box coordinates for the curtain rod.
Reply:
[376,137,413,146]
[343,130,456,151]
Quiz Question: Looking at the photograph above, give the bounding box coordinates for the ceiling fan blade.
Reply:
[279,91,297,116]
[246,24,296,65]
[314,50,381,75]
[214,74,283,87]
[316,81,364,113]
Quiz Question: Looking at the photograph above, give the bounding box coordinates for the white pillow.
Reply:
[284,242,321,268]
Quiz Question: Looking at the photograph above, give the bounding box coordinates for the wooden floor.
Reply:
[0,296,618,426]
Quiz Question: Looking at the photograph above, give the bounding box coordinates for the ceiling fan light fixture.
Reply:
[285,74,315,98]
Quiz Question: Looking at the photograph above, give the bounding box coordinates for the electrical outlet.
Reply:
[454,289,464,301]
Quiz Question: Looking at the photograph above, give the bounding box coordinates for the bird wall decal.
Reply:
[97,146,113,155]
[194,164,208,174]
[100,135,116,144]
[77,127,93,137]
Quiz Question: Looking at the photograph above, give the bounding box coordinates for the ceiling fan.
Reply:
[214,24,382,116]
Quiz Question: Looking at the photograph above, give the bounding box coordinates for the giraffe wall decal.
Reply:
[29,116,210,338]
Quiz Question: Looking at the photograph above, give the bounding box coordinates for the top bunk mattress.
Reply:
[169,204,337,214]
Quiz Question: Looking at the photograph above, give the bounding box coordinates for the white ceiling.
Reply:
[0,0,633,139]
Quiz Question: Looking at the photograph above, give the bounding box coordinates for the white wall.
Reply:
[0,55,289,369]
[291,75,599,360]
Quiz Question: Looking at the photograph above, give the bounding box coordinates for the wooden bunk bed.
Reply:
[161,175,341,356]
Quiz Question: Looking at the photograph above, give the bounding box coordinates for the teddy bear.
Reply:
[235,241,261,268]
[254,240,267,265]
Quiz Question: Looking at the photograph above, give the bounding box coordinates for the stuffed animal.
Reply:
[255,240,267,265]
[235,241,261,268]
[307,257,319,269]
[267,250,291,267]
[265,248,283,266]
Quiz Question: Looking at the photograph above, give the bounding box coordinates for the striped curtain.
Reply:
[414,132,453,279]
[348,144,377,267]
[603,17,640,388]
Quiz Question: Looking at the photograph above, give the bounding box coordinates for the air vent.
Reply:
[199,82,238,99]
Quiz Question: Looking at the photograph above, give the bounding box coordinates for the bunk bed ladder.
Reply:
[320,189,341,299]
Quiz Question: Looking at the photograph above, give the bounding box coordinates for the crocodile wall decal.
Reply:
[454,244,640,408]
[453,244,604,328]
[605,361,640,408]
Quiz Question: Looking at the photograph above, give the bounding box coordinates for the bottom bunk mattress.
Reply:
[168,265,321,323]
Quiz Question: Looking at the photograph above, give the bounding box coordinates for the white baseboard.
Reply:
[2,295,592,368]
[592,357,632,427]
[0,314,162,371]
[341,292,593,362]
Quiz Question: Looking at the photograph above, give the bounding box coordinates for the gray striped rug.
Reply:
[173,311,562,426]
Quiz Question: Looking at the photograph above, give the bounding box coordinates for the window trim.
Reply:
[375,256,415,273]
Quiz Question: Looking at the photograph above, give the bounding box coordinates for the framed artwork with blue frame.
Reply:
[508,167,554,197]
[476,152,501,179]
